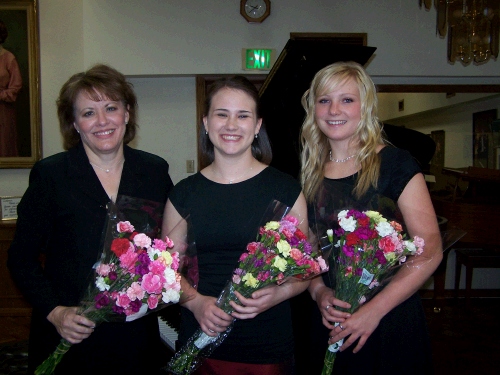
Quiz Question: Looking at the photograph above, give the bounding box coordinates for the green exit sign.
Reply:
[242,48,276,70]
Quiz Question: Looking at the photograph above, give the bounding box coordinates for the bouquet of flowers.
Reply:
[166,200,329,375]
[321,209,425,375]
[35,197,182,375]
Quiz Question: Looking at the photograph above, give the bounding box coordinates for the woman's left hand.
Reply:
[327,302,382,354]
[229,287,277,319]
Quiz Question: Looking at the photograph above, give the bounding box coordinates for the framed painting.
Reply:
[0,0,41,168]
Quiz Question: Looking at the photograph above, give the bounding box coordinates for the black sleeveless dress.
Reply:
[169,166,302,365]
[303,146,434,375]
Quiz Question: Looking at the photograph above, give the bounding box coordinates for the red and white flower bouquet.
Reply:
[166,200,329,375]
[35,197,182,375]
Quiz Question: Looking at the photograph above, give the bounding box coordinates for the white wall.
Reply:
[128,77,197,184]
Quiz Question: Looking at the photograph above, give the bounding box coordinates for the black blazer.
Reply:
[8,143,173,374]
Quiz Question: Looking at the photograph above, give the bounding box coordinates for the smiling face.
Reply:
[314,77,361,145]
[203,87,262,160]
[73,90,129,158]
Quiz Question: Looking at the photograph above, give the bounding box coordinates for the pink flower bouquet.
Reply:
[166,200,329,375]
[321,209,425,375]
[35,197,182,375]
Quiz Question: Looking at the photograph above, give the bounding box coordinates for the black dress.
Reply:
[7,143,173,375]
[302,147,434,375]
[169,166,302,365]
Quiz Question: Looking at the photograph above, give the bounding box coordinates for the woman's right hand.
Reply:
[188,294,233,337]
[47,306,95,344]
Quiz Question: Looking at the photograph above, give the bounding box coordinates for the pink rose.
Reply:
[117,221,135,233]
[141,272,164,294]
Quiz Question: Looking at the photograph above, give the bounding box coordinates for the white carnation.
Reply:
[95,276,110,291]
[162,289,180,304]
[375,221,394,237]
[339,216,357,232]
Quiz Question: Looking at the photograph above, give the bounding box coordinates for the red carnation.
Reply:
[111,238,130,257]
[346,232,360,246]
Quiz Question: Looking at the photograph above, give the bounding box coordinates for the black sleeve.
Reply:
[7,163,61,317]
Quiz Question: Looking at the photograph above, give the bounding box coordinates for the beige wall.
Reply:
[2,0,499,290]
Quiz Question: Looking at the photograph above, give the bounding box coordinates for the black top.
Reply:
[7,143,173,374]
[303,146,434,375]
[169,166,302,364]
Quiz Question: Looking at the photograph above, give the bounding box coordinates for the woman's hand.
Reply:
[327,301,382,353]
[188,294,233,337]
[46,306,95,344]
[230,279,310,320]
[229,285,280,319]
[315,284,351,329]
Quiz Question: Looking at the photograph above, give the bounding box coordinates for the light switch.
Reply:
[186,160,195,173]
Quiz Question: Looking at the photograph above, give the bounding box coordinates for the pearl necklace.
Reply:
[89,159,125,173]
[329,150,356,163]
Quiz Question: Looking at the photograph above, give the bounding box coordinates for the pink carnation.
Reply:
[116,292,131,308]
[126,281,145,301]
[379,236,397,253]
[133,233,152,249]
[283,215,299,226]
[147,294,159,309]
[232,274,241,284]
[117,221,135,233]
[96,263,111,276]
[149,259,166,275]
[153,238,167,251]
[290,248,303,261]
[119,249,138,271]
[163,236,174,248]
[141,273,165,295]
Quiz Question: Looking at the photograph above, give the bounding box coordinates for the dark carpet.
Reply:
[1,297,498,374]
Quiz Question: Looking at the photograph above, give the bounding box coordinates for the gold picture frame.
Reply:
[0,196,21,220]
[0,0,41,168]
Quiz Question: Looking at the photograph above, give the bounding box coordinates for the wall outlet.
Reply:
[186,160,195,173]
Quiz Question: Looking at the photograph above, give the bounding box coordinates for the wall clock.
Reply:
[240,0,271,24]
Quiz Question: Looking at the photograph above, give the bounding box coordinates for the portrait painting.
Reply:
[0,0,40,168]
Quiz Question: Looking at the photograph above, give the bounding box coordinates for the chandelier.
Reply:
[420,0,499,65]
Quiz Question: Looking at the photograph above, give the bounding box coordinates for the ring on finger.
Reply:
[339,324,345,331]
[325,305,331,311]
[209,329,215,333]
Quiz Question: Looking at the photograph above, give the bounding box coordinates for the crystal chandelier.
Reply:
[420,0,499,65]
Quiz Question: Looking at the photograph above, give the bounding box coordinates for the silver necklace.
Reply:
[329,150,356,163]
[215,165,254,184]
[89,159,125,173]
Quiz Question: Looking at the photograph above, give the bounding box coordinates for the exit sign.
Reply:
[242,48,276,70]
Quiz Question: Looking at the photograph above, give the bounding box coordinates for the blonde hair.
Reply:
[300,61,386,202]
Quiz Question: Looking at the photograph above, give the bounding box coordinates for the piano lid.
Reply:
[259,40,377,179]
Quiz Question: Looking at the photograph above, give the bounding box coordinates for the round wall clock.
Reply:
[240,0,271,24]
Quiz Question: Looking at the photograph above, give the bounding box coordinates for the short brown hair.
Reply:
[57,64,138,150]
